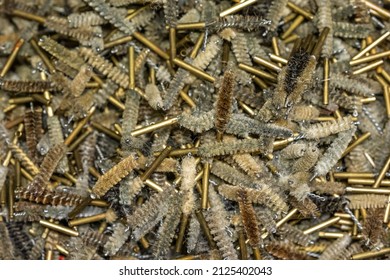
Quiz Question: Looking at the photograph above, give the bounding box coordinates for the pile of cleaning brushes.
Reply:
[1,0,390,260]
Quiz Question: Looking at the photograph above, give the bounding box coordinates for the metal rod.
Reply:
[238,63,277,82]
[352,31,390,60]
[195,210,216,249]
[281,15,304,40]
[350,49,390,66]
[352,247,390,260]
[352,60,383,75]
[372,156,390,188]
[68,212,107,227]
[176,22,206,30]
[0,38,25,78]
[129,46,135,90]
[346,186,390,194]
[323,58,329,105]
[201,162,210,210]
[253,56,282,72]
[131,117,178,137]
[173,58,215,83]
[219,0,258,17]
[303,217,340,235]
[333,172,376,179]
[287,1,314,20]
[341,132,371,158]
[133,31,169,60]
[39,220,79,237]
[140,146,172,181]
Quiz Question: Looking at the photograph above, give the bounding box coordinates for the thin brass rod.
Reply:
[352,31,390,60]
[175,214,189,253]
[11,10,45,24]
[144,179,164,193]
[169,27,176,66]
[346,186,390,194]
[195,210,216,249]
[68,212,107,227]
[104,36,133,49]
[0,38,25,78]
[39,220,79,237]
[372,156,390,188]
[341,132,371,158]
[238,63,277,82]
[323,58,329,105]
[173,58,215,83]
[131,117,178,137]
[333,172,376,179]
[140,146,172,181]
[133,32,169,60]
[303,217,340,235]
[352,60,383,75]
[281,15,304,40]
[201,162,210,210]
[219,0,258,17]
[91,122,121,141]
[350,50,390,66]
[176,22,206,30]
[129,46,135,90]
[269,53,288,65]
[287,1,314,20]
[30,38,56,74]
[253,56,282,72]
[348,178,390,187]
[352,248,390,260]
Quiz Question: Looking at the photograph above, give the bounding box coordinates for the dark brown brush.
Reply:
[284,48,310,95]
[309,195,345,214]
[17,187,84,206]
[33,107,43,145]
[266,240,308,260]
[214,70,235,137]
[0,80,55,92]
[24,109,40,164]
[236,188,261,247]
[362,208,387,249]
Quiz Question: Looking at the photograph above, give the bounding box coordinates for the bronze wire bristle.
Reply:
[0,0,389,262]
